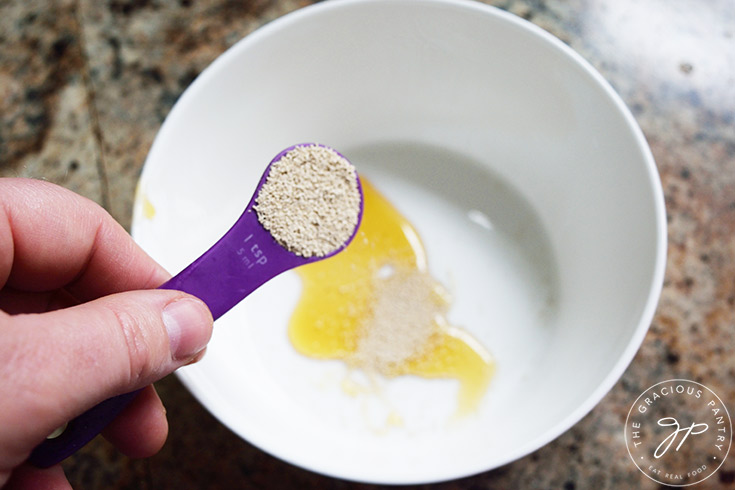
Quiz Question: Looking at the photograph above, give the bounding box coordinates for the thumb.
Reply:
[0,289,212,454]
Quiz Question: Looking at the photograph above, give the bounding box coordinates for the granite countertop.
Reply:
[1,0,733,488]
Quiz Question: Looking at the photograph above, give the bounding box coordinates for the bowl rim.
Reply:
[139,0,668,483]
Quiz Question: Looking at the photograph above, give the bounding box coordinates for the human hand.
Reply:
[0,178,213,489]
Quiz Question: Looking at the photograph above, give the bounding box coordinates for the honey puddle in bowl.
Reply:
[289,178,494,417]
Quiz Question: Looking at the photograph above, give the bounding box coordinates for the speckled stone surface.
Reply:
[1,0,733,488]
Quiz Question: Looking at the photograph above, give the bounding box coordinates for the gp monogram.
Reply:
[625,379,732,486]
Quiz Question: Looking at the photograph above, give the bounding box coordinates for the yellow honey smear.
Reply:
[142,194,156,220]
[134,182,156,220]
[289,178,494,415]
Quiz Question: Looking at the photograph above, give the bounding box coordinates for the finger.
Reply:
[0,287,79,315]
[0,178,169,299]
[0,289,212,462]
[102,385,169,459]
[3,463,71,490]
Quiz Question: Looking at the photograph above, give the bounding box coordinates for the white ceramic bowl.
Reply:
[132,0,666,484]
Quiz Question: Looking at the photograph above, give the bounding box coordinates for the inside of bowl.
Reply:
[133,0,663,483]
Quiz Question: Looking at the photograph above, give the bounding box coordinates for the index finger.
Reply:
[0,178,169,302]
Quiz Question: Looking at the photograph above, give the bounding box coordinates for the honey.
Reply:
[289,178,493,415]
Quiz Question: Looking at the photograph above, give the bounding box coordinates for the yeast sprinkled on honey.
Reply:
[289,179,494,415]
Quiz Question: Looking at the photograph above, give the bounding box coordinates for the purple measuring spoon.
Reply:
[28,143,363,468]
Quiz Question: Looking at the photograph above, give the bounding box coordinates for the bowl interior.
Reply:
[132,0,665,483]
